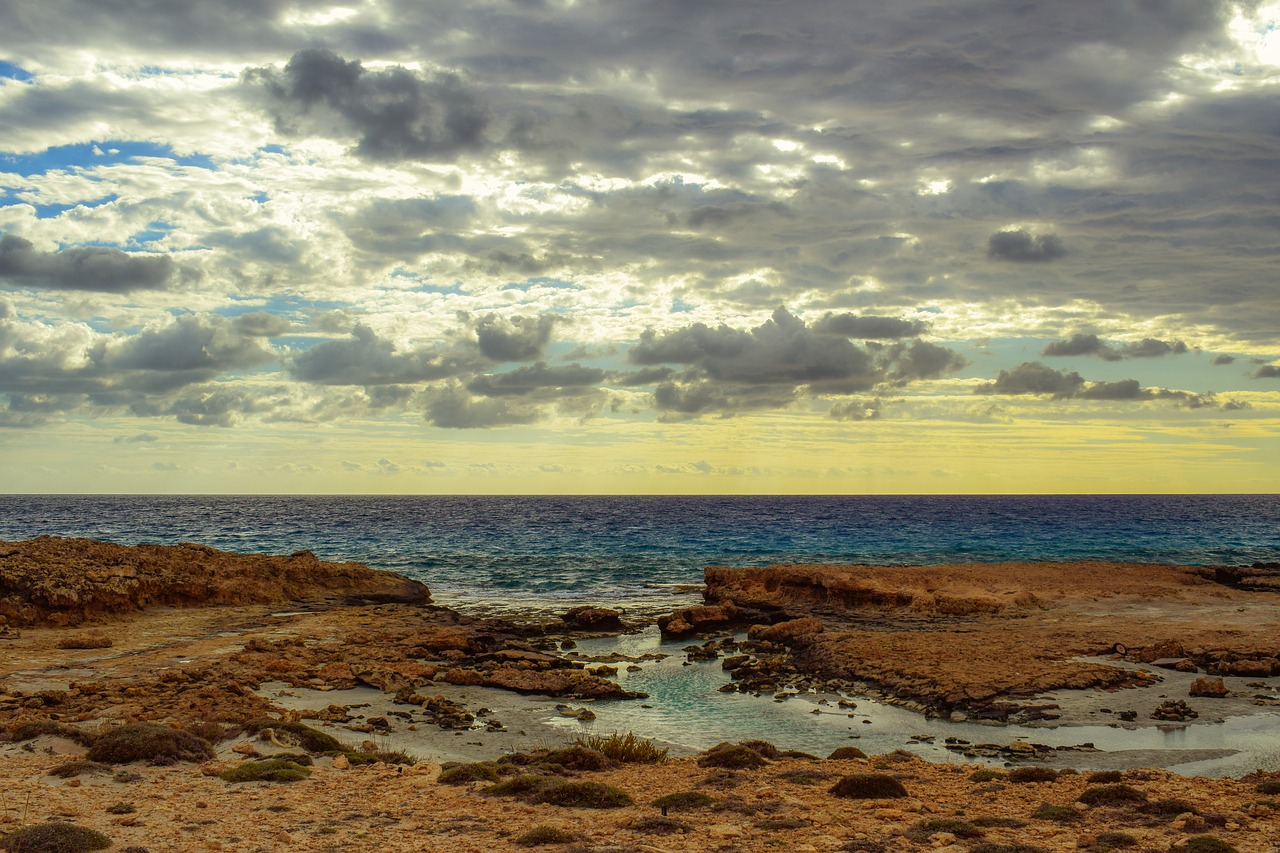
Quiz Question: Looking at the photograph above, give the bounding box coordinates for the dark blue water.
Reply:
[0,495,1276,610]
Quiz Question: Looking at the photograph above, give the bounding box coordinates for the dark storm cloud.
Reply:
[1212,354,1236,366]
[289,324,480,385]
[245,48,491,162]
[987,230,1066,263]
[652,380,797,418]
[811,313,928,339]
[879,340,967,384]
[1255,364,1280,379]
[1042,334,1189,361]
[474,313,555,362]
[0,233,179,292]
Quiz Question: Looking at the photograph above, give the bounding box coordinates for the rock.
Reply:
[747,617,823,645]
[331,754,349,770]
[1189,676,1229,698]
[1151,657,1195,671]
[560,606,623,631]
[722,654,751,671]
[657,603,742,638]
[231,741,260,756]
[0,536,430,628]
[1151,699,1198,721]
[55,630,113,650]
[352,661,438,693]
[1141,640,1186,662]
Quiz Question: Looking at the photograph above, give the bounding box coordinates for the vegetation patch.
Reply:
[698,769,744,789]
[218,759,312,784]
[515,825,580,846]
[906,818,984,841]
[105,803,137,815]
[241,719,345,754]
[827,746,868,761]
[1086,770,1125,784]
[1077,784,1148,807]
[48,760,111,779]
[969,768,1006,782]
[1006,767,1059,784]
[575,732,668,764]
[10,722,96,748]
[1091,831,1139,850]
[0,822,112,852]
[697,743,769,769]
[86,722,214,765]
[628,816,690,835]
[1174,838,1238,853]
[488,774,561,798]
[1255,779,1280,795]
[651,791,715,812]
[828,773,908,800]
[1030,804,1081,823]
[530,781,634,809]
[537,746,615,773]
[439,761,503,785]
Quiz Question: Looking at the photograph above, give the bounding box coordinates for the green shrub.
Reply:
[438,762,502,785]
[487,774,560,798]
[217,759,311,783]
[1255,780,1280,795]
[1030,803,1080,823]
[10,722,96,748]
[628,816,690,835]
[697,743,769,769]
[1176,838,1238,853]
[575,732,668,764]
[1006,767,1059,784]
[1077,784,1148,807]
[1092,831,1139,849]
[698,769,744,789]
[1142,798,1198,817]
[240,720,345,754]
[0,822,112,852]
[536,746,615,773]
[530,781,633,808]
[48,761,111,779]
[969,768,1006,782]
[1086,770,1124,784]
[515,825,579,846]
[86,723,214,765]
[828,773,908,799]
[827,746,868,761]
[651,791,714,812]
[738,739,781,759]
[179,721,233,744]
[105,803,136,815]
[907,818,985,840]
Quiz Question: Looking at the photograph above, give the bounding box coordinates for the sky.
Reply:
[0,0,1278,495]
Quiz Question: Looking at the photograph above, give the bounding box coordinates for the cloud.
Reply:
[467,362,604,398]
[290,324,479,385]
[1254,364,1280,379]
[975,361,1225,408]
[245,49,491,162]
[1042,334,1188,361]
[422,380,540,429]
[811,313,928,339]
[474,313,555,361]
[829,399,882,421]
[987,230,1066,263]
[1212,354,1235,366]
[0,233,180,292]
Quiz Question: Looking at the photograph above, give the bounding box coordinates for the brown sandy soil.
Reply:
[705,562,1280,718]
[2,745,1277,852]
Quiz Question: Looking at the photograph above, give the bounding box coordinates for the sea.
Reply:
[0,493,1276,616]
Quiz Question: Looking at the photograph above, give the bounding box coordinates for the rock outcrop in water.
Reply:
[0,536,430,628]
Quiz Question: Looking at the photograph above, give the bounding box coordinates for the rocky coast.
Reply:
[2,537,1279,852]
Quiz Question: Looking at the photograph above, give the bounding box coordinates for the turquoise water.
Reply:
[555,628,1280,778]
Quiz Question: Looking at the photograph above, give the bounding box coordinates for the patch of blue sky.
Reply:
[0,61,33,82]
[412,280,467,296]
[29,193,120,220]
[126,221,175,247]
[249,191,269,204]
[670,298,695,313]
[220,294,351,315]
[502,276,580,292]
[0,141,215,178]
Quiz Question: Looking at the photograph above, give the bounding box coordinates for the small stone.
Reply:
[332,754,349,770]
